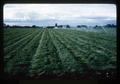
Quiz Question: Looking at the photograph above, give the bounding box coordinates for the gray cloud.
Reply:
[4,4,116,26]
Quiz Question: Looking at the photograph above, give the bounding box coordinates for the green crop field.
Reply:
[4,28,116,79]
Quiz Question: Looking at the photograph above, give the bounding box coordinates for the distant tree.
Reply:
[112,24,116,27]
[77,25,87,28]
[46,26,54,29]
[6,25,10,28]
[94,25,98,28]
[23,26,31,28]
[55,23,57,27]
[3,24,10,28]
[104,24,116,28]
[32,25,36,28]
[81,25,87,28]
[77,25,81,28]
[94,25,102,28]
[58,25,63,28]
[66,25,70,28]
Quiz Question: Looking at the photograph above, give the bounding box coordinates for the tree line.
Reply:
[77,24,116,28]
[4,23,116,28]
[3,24,43,28]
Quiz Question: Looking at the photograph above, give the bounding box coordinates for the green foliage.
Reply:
[4,28,116,78]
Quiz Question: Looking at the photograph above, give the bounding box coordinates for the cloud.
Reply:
[4,4,116,26]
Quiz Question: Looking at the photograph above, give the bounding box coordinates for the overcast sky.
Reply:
[4,4,116,26]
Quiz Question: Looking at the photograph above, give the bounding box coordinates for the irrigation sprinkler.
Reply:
[101,27,107,34]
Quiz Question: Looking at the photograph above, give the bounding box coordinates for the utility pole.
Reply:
[55,23,58,29]
[55,23,57,27]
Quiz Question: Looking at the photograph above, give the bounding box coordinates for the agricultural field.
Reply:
[4,28,117,79]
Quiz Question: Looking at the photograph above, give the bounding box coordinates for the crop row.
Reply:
[4,29,43,75]
[4,28,116,78]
